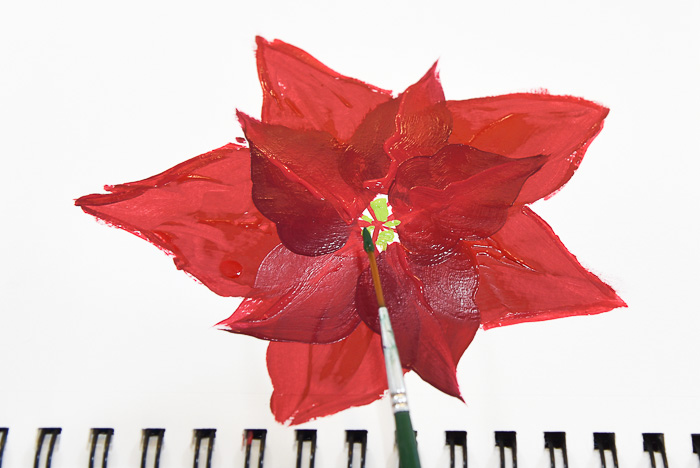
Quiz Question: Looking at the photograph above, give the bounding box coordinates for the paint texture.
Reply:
[76,37,626,424]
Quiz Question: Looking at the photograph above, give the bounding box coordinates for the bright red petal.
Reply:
[219,234,366,343]
[469,206,626,329]
[390,145,546,259]
[385,63,453,168]
[356,244,480,398]
[447,94,609,203]
[267,322,386,425]
[239,113,365,256]
[76,143,280,297]
[256,37,392,142]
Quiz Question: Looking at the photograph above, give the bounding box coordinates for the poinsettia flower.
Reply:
[76,37,626,425]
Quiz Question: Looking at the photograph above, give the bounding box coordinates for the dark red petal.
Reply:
[390,145,546,258]
[407,246,481,365]
[219,234,366,343]
[408,153,547,238]
[241,113,364,219]
[392,212,460,263]
[342,98,400,195]
[240,113,364,256]
[385,63,453,167]
[252,149,350,256]
[469,206,626,329]
[256,37,392,142]
[447,94,609,203]
[76,144,280,297]
[356,244,480,398]
[267,322,386,425]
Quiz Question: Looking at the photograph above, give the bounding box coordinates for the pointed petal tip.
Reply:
[235,109,252,123]
[611,292,628,309]
[213,321,231,331]
[256,36,287,54]
[428,59,440,75]
[418,60,441,84]
[236,111,260,136]
[256,36,294,50]
[214,315,234,331]
[479,298,628,331]
[411,360,463,401]
[439,379,465,402]
[444,378,463,401]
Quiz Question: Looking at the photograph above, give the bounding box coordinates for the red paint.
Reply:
[267,322,387,425]
[389,144,548,259]
[356,243,479,398]
[76,144,280,297]
[219,260,243,279]
[447,94,609,203]
[469,206,625,328]
[78,37,626,424]
[385,63,452,170]
[218,234,366,344]
[255,37,392,142]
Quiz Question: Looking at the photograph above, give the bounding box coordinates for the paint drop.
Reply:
[219,260,243,278]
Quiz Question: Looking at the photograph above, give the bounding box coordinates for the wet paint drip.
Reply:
[77,36,625,425]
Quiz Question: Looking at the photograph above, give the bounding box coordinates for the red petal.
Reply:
[251,149,350,256]
[407,246,481,366]
[342,98,400,195]
[267,322,386,425]
[447,94,609,203]
[219,234,366,343]
[390,145,546,258]
[409,154,546,237]
[390,212,460,264]
[356,244,480,398]
[385,63,453,167]
[240,113,364,256]
[76,144,280,297]
[256,37,392,142]
[469,206,626,329]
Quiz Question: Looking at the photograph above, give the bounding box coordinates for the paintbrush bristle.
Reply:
[362,227,375,253]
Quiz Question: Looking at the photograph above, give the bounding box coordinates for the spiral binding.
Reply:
[1,427,697,468]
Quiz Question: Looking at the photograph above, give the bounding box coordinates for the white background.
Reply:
[1,1,699,467]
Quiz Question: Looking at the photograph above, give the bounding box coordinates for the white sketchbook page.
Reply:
[1,1,698,467]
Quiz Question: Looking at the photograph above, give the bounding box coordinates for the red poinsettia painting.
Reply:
[76,37,625,425]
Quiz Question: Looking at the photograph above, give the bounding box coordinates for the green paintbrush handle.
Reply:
[362,229,421,467]
[395,411,421,468]
[377,306,422,467]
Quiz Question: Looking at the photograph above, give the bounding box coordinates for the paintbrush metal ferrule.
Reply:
[378,306,410,413]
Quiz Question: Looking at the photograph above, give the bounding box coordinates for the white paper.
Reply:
[1,1,698,467]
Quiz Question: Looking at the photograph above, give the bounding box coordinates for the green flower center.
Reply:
[358,196,401,252]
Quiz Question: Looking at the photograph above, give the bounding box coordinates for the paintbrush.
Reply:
[362,227,421,468]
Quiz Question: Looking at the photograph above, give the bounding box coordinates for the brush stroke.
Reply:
[77,37,626,425]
